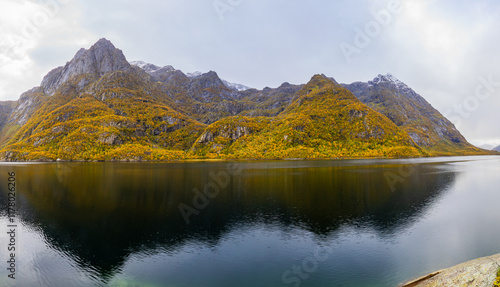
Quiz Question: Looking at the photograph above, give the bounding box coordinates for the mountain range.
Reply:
[0,39,492,161]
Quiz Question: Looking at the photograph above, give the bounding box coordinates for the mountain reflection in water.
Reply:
[2,157,495,287]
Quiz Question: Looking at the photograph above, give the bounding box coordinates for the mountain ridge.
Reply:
[41,38,132,96]
[0,39,490,161]
[131,61,252,92]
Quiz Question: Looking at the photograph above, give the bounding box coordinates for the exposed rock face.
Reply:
[236,82,303,117]
[197,125,252,144]
[132,61,301,124]
[0,101,16,129]
[399,253,500,287]
[344,74,468,148]
[98,133,122,145]
[186,71,237,102]
[197,131,214,144]
[8,87,45,126]
[41,38,132,95]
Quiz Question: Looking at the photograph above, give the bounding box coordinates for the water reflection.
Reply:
[0,159,459,286]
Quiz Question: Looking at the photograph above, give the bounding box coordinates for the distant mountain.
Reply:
[494,145,500,152]
[477,144,494,150]
[343,74,478,155]
[0,39,489,161]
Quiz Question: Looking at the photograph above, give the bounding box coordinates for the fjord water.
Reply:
[1,156,500,287]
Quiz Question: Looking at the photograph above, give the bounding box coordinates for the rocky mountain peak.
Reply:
[370,73,405,87]
[190,71,226,90]
[363,73,427,105]
[278,82,291,88]
[303,74,337,90]
[41,38,131,95]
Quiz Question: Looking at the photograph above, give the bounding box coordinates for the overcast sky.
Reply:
[1,0,499,146]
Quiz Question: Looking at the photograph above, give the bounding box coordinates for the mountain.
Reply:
[42,38,132,96]
[0,39,205,161]
[185,70,251,91]
[192,75,424,158]
[0,39,490,161]
[494,145,500,152]
[343,74,481,155]
[477,144,494,150]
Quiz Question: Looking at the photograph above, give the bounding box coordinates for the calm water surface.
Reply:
[1,156,500,287]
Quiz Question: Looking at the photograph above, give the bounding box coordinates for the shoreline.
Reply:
[0,153,500,164]
[0,153,498,163]
[399,254,500,287]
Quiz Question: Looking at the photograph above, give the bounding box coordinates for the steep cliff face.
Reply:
[0,87,50,147]
[41,38,132,95]
[0,101,16,129]
[344,74,479,154]
[0,100,17,145]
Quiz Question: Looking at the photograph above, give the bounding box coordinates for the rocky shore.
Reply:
[399,253,500,287]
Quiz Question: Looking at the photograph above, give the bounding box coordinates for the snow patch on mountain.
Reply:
[186,71,203,78]
[221,80,251,91]
[132,62,252,91]
[369,73,406,88]
[130,61,175,73]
